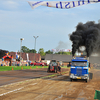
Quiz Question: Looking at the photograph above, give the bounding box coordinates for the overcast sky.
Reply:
[0,0,100,52]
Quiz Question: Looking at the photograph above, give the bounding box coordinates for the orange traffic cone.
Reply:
[42,66,44,68]
[30,67,32,69]
[36,66,38,68]
[21,67,23,70]
[12,67,13,70]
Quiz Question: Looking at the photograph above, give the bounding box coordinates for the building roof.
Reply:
[41,56,45,60]
[45,54,100,64]
[45,54,72,62]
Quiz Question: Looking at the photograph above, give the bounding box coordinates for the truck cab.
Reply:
[70,57,91,82]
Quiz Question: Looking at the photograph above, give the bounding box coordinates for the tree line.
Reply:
[21,46,72,56]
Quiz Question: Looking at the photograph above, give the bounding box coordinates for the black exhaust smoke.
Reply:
[69,21,100,57]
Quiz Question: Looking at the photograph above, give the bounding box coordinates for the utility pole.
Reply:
[20,38,24,66]
[33,36,39,62]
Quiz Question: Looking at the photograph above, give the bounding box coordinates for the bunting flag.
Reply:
[51,49,72,53]
[28,0,100,9]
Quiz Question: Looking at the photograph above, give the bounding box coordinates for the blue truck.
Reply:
[69,57,92,82]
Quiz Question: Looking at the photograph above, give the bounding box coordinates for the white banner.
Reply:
[28,0,100,9]
[26,53,29,61]
[51,49,72,52]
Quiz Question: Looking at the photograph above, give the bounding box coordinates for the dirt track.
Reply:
[0,68,68,86]
[0,68,100,100]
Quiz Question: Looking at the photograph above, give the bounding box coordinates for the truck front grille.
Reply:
[77,68,82,75]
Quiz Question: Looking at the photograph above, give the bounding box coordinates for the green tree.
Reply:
[29,49,37,53]
[64,52,71,55]
[38,48,45,56]
[56,51,72,55]
[45,50,53,54]
[21,46,37,53]
[21,46,30,53]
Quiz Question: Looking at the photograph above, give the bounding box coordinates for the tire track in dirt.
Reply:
[0,69,100,100]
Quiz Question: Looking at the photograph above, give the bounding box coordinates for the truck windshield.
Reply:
[71,61,87,67]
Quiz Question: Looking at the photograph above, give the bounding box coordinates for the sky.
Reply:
[0,0,100,53]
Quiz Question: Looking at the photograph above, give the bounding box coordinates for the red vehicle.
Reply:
[30,62,34,66]
[31,62,44,66]
[47,60,58,73]
[47,60,61,73]
[47,65,58,73]
[42,62,47,66]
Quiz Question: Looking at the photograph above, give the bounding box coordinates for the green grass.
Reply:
[0,66,48,71]
[0,65,70,71]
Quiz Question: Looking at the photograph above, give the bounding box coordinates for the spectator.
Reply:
[57,62,62,74]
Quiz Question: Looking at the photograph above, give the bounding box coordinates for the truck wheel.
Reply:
[86,76,89,82]
[91,73,93,79]
[89,73,93,79]
[70,78,73,82]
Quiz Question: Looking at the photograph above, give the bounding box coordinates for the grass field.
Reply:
[0,66,69,71]
[0,66,48,71]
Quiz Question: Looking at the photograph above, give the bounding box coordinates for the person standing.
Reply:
[57,62,62,74]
